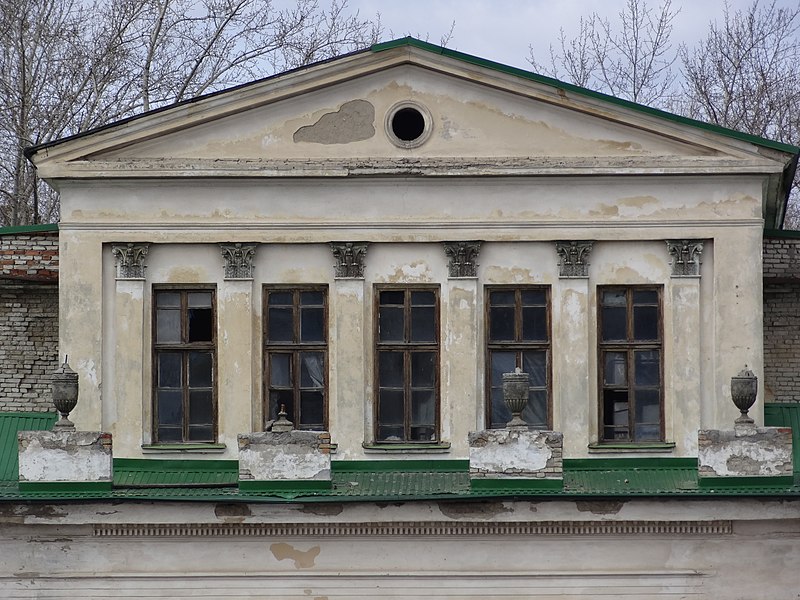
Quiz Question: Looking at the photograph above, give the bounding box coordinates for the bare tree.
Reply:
[680,0,800,227]
[0,0,381,226]
[529,0,679,106]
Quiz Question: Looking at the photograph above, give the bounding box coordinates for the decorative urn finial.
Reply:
[731,367,758,424]
[271,404,294,432]
[502,367,530,428]
[51,356,79,431]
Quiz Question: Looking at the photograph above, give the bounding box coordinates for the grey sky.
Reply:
[340,0,796,70]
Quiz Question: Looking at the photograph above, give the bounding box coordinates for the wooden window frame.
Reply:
[152,286,217,444]
[484,285,552,429]
[597,285,664,443]
[263,285,328,430]
[373,284,440,443]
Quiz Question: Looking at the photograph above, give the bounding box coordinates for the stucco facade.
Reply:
[3,39,799,598]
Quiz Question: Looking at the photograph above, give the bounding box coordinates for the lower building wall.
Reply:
[0,498,798,599]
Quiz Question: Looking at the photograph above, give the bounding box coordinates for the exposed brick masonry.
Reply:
[764,235,800,403]
[0,230,59,412]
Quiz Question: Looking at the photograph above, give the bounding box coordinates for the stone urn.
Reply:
[52,358,79,431]
[731,368,757,424]
[502,368,529,428]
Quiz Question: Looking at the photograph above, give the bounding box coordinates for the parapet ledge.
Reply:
[468,429,563,487]
[18,430,113,490]
[698,424,793,479]
[237,431,332,491]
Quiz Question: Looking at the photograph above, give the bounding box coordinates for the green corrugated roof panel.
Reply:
[113,458,239,488]
[330,469,471,498]
[764,403,800,474]
[0,412,57,481]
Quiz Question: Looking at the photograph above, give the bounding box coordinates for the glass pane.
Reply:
[158,352,182,388]
[188,352,212,388]
[411,291,435,306]
[411,390,435,425]
[634,350,660,386]
[633,306,659,340]
[489,306,515,341]
[188,426,213,442]
[378,389,404,425]
[604,352,628,386]
[189,390,213,425]
[633,290,658,304]
[410,426,436,441]
[188,308,213,342]
[521,290,546,305]
[300,291,324,305]
[601,306,627,341]
[379,290,404,305]
[523,351,547,387]
[379,306,404,341]
[269,389,294,422]
[268,292,292,305]
[299,390,324,428]
[187,292,212,308]
[156,292,180,308]
[411,352,435,388]
[410,306,436,342]
[300,307,325,342]
[269,354,292,388]
[377,425,404,441]
[603,389,629,439]
[157,390,182,425]
[268,307,293,342]
[522,306,547,341]
[300,352,325,388]
[489,290,515,305]
[490,387,510,428]
[156,309,181,343]
[490,352,516,387]
[602,290,626,307]
[379,352,404,388]
[157,427,182,443]
[634,389,661,441]
[523,389,548,428]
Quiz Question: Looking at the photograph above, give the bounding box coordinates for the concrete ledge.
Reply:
[18,431,113,483]
[468,429,563,479]
[238,431,332,482]
[698,425,793,478]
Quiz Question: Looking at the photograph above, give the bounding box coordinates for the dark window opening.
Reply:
[391,107,425,141]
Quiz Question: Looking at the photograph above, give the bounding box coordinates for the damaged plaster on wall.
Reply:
[293,99,375,145]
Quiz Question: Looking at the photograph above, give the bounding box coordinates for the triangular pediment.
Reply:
[29,39,796,184]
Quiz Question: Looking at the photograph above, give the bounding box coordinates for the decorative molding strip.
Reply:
[93,520,732,538]
[111,243,149,279]
[556,241,593,278]
[219,243,257,279]
[444,241,481,278]
[666,239,704,277]
[330,242,368,279]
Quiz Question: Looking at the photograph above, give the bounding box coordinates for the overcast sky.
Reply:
[340,0,797,70]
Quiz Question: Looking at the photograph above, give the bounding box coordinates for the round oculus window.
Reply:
[386,102,432,148]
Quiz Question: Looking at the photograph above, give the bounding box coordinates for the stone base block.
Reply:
[18,431,113,483]
[238,431,331,482]
[698,425,793,478]
[468,429,563,479]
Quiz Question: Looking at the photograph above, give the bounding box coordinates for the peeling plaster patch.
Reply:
[294,100,375,145]
[387,261,432,282]
[484,266,536,284]
[261,133,279,148]
[616,195,659,217]
[270,542,320,569]
[597,140,644,152]
[166,266,204,283]
[438,501,512,520]
[214,503,252,521]
[78,359,98,388]
[575,500,625,515]
[300,503,343,516]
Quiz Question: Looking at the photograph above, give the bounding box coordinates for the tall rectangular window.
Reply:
[264,287,327,430]
[153,288,216,443]
[486,287,550,428]
[598,286,663,442]
[375,286,439,442]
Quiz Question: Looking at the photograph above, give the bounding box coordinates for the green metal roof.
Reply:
[0,412,57,481]
[0,223,58,236]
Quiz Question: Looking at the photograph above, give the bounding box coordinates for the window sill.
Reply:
[588,442,675,454]
[362,442,451,454]
[141,443,227,454]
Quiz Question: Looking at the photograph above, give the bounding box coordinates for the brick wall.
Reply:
[0,228,59,412]
[764,234,800,403]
